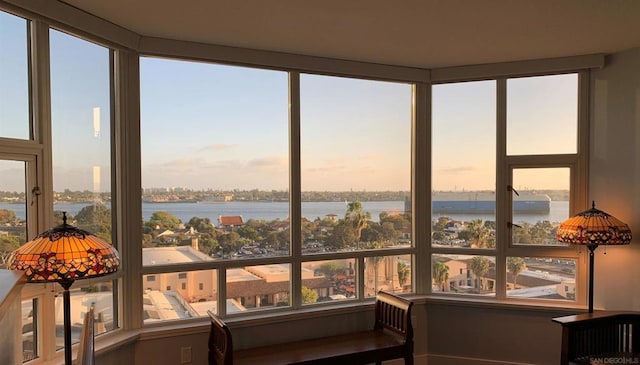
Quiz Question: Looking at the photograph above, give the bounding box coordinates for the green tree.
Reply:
[466,219,491,248]
[0,235,22,266]
[432,261,449,291]
[324,221,356,250]
[218,231,242,255]
[507,257,526,289]
[345,201,371,245]
[367,255,383,294]
[397,261,410,288]
[0,209,17,224]
[301,286,318,304]
[318,262,343,278]
[236,225,262,242]
[469,256,490,291]
[146,211,181,231]
[74,204,112,243]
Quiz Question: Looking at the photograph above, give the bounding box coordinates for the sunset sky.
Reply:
[1,11,575,194]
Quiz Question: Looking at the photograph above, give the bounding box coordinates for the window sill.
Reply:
[419,293,587,315]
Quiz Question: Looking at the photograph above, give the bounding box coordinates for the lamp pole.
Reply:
[60,279,74,365]
[587,245,597,313]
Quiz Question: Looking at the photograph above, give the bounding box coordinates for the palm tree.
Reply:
[467,219,490,248]
[367,255,384,295]
[469,256,490,291]
[507,257,526,289]
[432,261,449,291]
[345,201,371,248]
[397,261,410,288]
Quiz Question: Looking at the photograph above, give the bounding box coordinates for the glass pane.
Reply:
[507,74,578,155]
[50,30,115,339]
[0,160,27,268]
[301,259,356,304]
[0,11,30,139]
[432,254,496,296]
[143,269,217,323]
[300,75,412,254]
[55,281,114,349]
[511,168,570,246]
[364,254,412,297]
[22,298,37,362]
[506,257,576,301]
[432,81,496,249]
[227,264,290,312]
[140,58,289,263]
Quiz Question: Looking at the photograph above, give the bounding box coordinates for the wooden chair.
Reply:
[208,310,233,365]
[553,311,640,365]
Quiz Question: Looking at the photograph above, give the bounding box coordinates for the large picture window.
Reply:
[431,73,584,302]
[139,59,414,320]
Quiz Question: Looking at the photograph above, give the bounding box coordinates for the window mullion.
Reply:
[289,71,302,309]
[413,82,430,294]
[495,78,508,300]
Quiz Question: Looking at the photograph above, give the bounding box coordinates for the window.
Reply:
[139,59,414,320]
[0,11,30,140]
[431,73,585,303]
[0,4,596,352]
[50,28,118,345]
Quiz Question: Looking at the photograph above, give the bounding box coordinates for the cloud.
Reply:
[438,166,476,173]
[247,156,287,168]
[161,156,207,168]
[197,143,236,152]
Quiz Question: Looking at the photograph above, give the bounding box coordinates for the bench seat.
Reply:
[234,330,406,365]
[209,291,414,365]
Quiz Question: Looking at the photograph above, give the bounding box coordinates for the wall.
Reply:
[0,270,25,365]
[590,47,640,311]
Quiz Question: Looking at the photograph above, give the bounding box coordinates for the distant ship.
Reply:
[431,191,551,214]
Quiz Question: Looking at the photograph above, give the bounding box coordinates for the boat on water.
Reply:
[431,191,551,214]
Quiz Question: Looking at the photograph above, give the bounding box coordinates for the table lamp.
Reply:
[9,212,120,365]
[556,201,632,313]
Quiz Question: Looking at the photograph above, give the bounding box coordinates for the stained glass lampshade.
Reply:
[557,201,632,312]
[9,213,119,365]
[557,202,632,247]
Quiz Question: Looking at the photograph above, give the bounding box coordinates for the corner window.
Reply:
[431,73,585,303]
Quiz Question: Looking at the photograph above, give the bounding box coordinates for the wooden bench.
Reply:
[208,291,414,365]
[553,311,640,365]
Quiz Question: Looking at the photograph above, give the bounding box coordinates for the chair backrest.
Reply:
[208,310,233,365]
[76,305,95,365]
[373,291,414,346]
[554,312,640,364]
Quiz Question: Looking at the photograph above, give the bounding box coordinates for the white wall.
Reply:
[590,47,640,311]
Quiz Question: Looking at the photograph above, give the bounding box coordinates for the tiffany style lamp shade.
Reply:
[556,201,632,313]
[9,212,119,365]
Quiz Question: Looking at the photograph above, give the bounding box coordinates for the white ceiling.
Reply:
[59,0,640,69]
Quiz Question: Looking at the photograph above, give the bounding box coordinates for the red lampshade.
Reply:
[557,201,632,247]
[8,214,119,283]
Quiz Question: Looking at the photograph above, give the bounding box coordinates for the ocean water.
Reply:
[0,200,569,224]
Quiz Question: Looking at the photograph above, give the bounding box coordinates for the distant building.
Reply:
[218,215,244,229]
[141,244,334,318]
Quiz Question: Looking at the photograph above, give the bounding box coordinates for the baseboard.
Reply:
[426,354,536,365]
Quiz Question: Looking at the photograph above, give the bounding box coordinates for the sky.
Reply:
[1,10,575,194]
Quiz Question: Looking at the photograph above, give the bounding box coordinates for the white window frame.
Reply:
[427,72,589,306]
